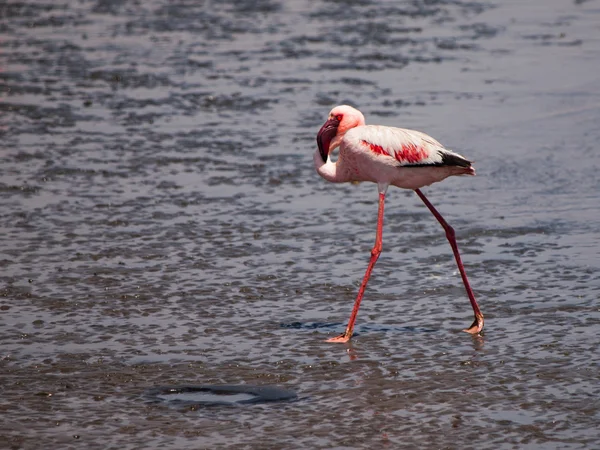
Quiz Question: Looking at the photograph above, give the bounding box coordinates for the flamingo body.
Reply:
[314,105,484,343]
[315,107,474,190]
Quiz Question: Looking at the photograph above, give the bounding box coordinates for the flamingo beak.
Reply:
[316,117,340,162]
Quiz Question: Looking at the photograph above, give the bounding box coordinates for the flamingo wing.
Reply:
[348,125,471,168]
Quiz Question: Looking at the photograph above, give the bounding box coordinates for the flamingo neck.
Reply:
[313,150,348,183]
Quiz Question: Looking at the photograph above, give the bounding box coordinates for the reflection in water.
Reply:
[346,347,359,362]
[470,333,485,352]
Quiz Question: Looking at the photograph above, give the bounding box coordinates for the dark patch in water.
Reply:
[144,385,297,407]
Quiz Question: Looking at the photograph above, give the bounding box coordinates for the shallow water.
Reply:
[1,0,600,448]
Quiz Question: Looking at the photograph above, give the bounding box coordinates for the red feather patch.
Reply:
[394,143,428,164]
[362,139,428,164]
[361,140,388,156]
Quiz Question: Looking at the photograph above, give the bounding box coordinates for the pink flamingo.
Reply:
[315,105,484,343]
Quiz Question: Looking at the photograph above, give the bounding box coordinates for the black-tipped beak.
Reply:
[316,117,340,162]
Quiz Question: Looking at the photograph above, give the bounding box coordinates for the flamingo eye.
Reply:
[335,114,343,121]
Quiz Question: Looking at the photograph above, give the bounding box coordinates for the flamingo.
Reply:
[314,105,484,343]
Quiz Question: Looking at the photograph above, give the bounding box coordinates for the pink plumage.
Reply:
[314,105,484,343]
[315,105,474,190]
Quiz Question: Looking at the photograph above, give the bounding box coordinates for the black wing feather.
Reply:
[402,150,472,168]
[439,151,471,167]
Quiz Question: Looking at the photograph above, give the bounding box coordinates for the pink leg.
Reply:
[414,189,484,334]
[327,192,386,343]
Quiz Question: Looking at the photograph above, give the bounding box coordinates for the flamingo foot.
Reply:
[326,333,352,343]
[462,313,484,335]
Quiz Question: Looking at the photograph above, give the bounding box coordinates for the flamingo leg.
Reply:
[327,192,386,343]
[414,189,484,334]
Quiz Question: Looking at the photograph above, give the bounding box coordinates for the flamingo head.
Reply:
[316,105,365,162]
